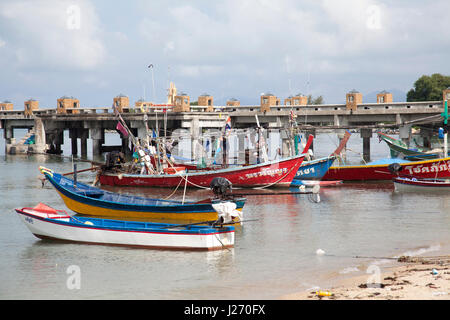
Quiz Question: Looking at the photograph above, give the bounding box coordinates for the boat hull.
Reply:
[41,169,246,220]
[16,208,234,251]
[99,154,306,188]
[291,156,336,186]
[322,157,450,181]
[393,177,450,193]
[378,132,444,160]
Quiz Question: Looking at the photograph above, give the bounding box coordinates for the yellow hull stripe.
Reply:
[57,191,242,221]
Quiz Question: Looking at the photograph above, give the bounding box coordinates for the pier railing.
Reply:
[0,100,444,120]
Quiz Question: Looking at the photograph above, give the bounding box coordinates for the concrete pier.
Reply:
[0,96,446,162]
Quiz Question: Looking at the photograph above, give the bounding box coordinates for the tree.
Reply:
[307,94,324,105]
[407,73,450,102]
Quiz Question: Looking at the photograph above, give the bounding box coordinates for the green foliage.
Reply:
[190,101,198,106]
[407,73,450,102]
[307,95,324,105]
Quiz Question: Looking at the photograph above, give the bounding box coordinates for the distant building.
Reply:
[174,92,190,112]
[346,90,362,111]
[57,96,80,114]
[261,93,280,112]
[135,99,153,112]
[377,90,393,104]
[24,99,39,116]
[285,94,308,106]
[114,94,130,112]
[198,93,214,112]
[0,100,13,111]
[226,98,240,107]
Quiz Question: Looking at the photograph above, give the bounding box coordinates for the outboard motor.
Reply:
[105,151,125,169]
[388,162,403,175]
[210,177,233,200]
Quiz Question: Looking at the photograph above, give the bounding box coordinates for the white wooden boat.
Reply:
[16,203,235,251]
[393,177,450,193]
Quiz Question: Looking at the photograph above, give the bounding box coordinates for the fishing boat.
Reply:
[290,130,351,187]
[290,156,338,186]
[393,177,450,193]
[40,167,246,221]
[98,153,306,188]
[377,132,446,161]
[322,157,450,181]
[16,203,234,251]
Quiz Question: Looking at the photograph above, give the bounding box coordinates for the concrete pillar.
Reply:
[69,129,78,156]
[399,125,411,147]
[238,132,245,165]
[190,118,200,161]
[92,139,102,157]
[222,136,228,167]
[137,126,147,141]
[121,136,131,156]
[247,129,257,164]
[32,118,47,154]
[57,130,64,152]
[90,128,103,156]
[210,136,216,159]
[360,128,373,163]
[281,138,290,158]
[5,125,13,140]
[80,129,89,158]
[420,129,432,149]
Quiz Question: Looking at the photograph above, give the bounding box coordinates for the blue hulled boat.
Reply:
[290,156,337,186]
[39,167,245,221]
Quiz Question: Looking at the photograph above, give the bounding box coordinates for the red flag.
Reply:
[116,121,129,137]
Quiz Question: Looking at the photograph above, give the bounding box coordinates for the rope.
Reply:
[252,158,300,190]
[182,173,188,204]
[214,233,232,252]
[345,147,368,165]
[164,155,211,190]
[162,177,184,200]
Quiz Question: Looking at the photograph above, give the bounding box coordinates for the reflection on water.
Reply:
[1,132,450,299]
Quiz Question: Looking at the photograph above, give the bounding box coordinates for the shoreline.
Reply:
[281,253,450,300]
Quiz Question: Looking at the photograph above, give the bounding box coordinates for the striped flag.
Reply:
[225,116,232,136]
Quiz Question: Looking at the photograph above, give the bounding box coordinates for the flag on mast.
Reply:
[116,121,129,138]
[225,116,232,136]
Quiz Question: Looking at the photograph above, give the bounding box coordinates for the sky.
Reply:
[1,0,450,109]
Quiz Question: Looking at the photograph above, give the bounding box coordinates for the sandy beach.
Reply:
[281,255,450,300]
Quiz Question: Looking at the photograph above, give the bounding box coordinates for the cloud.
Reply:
[0,0,106,71]
[2,0,450,107]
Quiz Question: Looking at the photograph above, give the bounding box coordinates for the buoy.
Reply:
[316,249,325,256]
[84,221,94,226]
[312,185,320,194]
[316,290,332,297]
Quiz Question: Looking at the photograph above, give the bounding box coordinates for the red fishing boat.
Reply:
[99,154,306,188]
[322,157,450,181]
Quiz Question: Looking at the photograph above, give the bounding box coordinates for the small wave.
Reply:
[339,266,360,274]
[397,244,441,258]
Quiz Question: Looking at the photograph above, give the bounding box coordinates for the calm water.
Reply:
[1,130,449,299]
